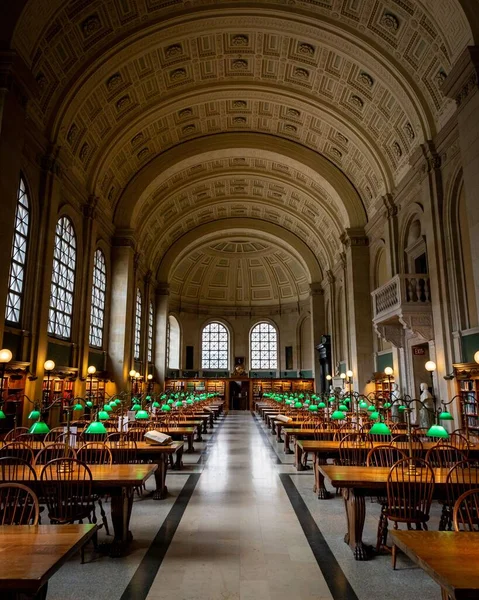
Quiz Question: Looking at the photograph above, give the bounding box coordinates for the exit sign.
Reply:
[413,347,426,355]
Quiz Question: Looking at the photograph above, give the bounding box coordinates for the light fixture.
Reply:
[73,402,84,411]
[474,350,479,364]
[346,370,353,378]
[0,409,5,419]
[147,374,153,380]
[359,400,369,409]
[98,410,110,420]
[317,401,326,409]
[44,360,55,371]
[131,402,141,412]
[331,409,346,420]
[369,410,380,420]
[369,421,392,436]
[326,374,332,381]
[28,419,50,434]
[338,403,348,411]
[384,366,393,376]
[135,372,141,379]
[28,409,41,420]
[294,401,303,408]
[152,401,161,408]
[87,365,96,375]
[103,403,113,413]
[0,349,13,363]
[135,409,149,419]
[439,409,454,421]
[85,418,108,435]
[340,373,346,379]
[425,361,436,372]
[308,404,318,412]
[161,403,171,412]
[426,424,449,439]
[129,369,136,378]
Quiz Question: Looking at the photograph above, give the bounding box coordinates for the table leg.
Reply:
[152,454,168,500]
[4,582,49,599]
[313,456,330,499]
[109,486,134,557]
[295,443,304,471]
[186,434,195,453]
[195,424,203,442]
[342,488,371,560]
[284,432,292,454]
[174,446,184,470]
[276,423,283,442]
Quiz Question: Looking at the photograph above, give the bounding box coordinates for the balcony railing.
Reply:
[372,274,431,320]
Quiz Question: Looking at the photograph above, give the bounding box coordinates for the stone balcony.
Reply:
[371,274,433,346]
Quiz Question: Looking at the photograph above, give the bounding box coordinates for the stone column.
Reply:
[154,283,170,389]
[340,229,374,392]
[141,270,152,379]
[0,53,31,345]
[76,196,98,396]
[443,47,479,324]
[310,282,325,391]
[107,232,136,392]
[383,194,399,276]
[325,270,336,367]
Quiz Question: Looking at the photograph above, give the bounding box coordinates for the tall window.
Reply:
[5,177,30,324]
[89,249,107,348]
[202,322,228,369]
[147,301,154,363]
[134,288,142,360]
[48,216,76,339]
[250,322,277,370]
[166,315,180,370]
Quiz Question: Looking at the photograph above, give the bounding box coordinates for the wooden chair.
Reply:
[44,427,66,443]
[438,432,469,451]
[366,445,407,468]
[338,434,372,466]
[77,442,112,466]
[453,488,479,532]
[3,427,29,441]
[128,424,151,442]
[40,458,97,562]
[16,433,40,445]
[425,443,467,468]
[390,433,423,458]
[0,456,37,481]
[442,460,479,531]
[0,441,35,464]
[34,443,77,465]
[106,434,138,464]
[0,482,39,525]
[388,458,435,569]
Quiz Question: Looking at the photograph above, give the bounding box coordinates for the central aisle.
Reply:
[147,412,333,600]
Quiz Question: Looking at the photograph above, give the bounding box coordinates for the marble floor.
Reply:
[47,411,444,600]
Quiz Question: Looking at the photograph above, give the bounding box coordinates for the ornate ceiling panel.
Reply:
[169,237,310,309]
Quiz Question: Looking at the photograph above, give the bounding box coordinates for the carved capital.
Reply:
[112,228,136,249]
[39,148,63,177]
[83,195,99,220]
[310,282,324,297]
[442,46,479,109]
[156,282,170,296]
[382,194,398,219]
[144,269,153,285]
[326,270,335,285]
[340,228,369,248]
[0,52,34,109]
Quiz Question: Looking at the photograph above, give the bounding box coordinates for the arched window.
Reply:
[89,249,107,348]
[134,289,142,360]
[202,322,228,370]
[5,177,30,324]
[147,301,154,363]
[167,315,180,370]
[250,322,277,370]
[48,216,76,339]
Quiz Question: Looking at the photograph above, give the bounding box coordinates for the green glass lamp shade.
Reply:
[312,394,317,400]
[308,404,318,412]
[167,399,174,405]
[398,405,406,412]
[186,399,194,405]
[439,410,454,421]
[0,409,6,420]
[299,394,304,399]
[132,396,139,403]
[175,401,183,407]
[285,400,292,405]
[367,405,376,412]
[329,396,335,403]
[383,402,392,409]
[427,424,449,439]
[331,409,346,420]
[304,399,310,405]
[103,404,113,413]
[115,399,122,406]
[338,403,348,411]
[29,420,50,434]
[28,409,41,420]
[152,401,161,408]
[86,400,93,408]
[131,403,141,411]
[135,409,149,420]
[318,401,326,409]
[294,401,303,408]
[369,410,380,420]
[85,420,108,435]
[160,394,167,399]
[145,395,152,402]
[73,403,84,411]
[161,404,171,412]
[369,421,392,436]
[359,401,368,409]
[98,410,110,420]
[109,400,116,407]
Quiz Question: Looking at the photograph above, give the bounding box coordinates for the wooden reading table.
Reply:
[390,530,479,599]
[0,524,97,599]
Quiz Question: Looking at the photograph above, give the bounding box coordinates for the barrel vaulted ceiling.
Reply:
[10,0,474,277]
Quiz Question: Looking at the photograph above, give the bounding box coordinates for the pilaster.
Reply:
[154,283,170,388]
[309,282,324,391]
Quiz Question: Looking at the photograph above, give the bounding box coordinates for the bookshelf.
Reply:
[372,372,395,398]
[454,363,479,431]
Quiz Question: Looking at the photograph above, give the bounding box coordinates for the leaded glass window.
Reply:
[250,322,277,370]
[202,322,228,370]
[5,177,29,324]
[47,217,76,338]
[89,249,106,348]
[147,301,154,363]
[134,288,142,360]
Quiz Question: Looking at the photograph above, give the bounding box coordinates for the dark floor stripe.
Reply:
[279,474,359,600]
[120,473,201,600]
[122,414,227,600]
[250,411,282,464]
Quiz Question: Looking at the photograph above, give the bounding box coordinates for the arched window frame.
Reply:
[5,176,30,325]
[201,321,229,370]
[134,288,142,360]
[47,216,76,339]
[147,301,154,363]
[250,322,278,370]
[89,248,107,348]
